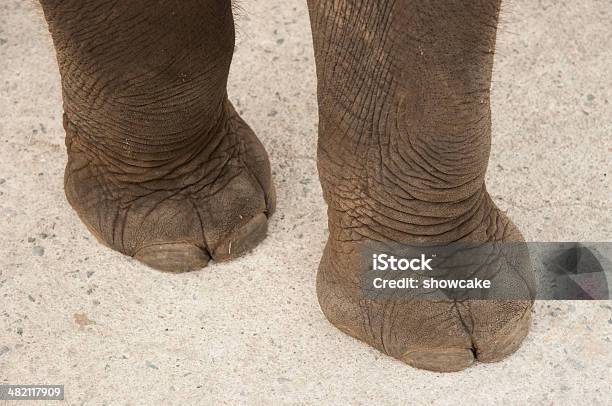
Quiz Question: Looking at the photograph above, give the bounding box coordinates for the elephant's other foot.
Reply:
[63,101,275,272]
[317,193,533,372]
[308,0,530,372]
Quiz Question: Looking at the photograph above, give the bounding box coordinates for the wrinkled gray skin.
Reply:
[38,0,533,372]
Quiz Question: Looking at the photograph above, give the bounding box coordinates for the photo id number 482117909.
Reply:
[0,385,64,400]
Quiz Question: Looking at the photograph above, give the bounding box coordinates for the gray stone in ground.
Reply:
[32,246,44,256]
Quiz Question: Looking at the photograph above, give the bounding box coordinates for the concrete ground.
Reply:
[1,0,610,404]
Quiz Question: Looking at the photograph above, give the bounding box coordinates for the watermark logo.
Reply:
[361,242,611,300]
[372,253,433,271]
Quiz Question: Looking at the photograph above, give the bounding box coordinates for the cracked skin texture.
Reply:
[64,100,275,272]
[39,0,534,371]
[40,0,275,272]
[308,0,534,371]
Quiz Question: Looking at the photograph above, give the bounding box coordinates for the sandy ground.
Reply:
[1,0,611,404]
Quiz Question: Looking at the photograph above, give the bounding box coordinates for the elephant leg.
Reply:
[308,0,533,371]
[38,0,275,271]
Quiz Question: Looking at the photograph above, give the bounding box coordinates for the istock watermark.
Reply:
[361,242,611,301]
[370,253,492,290]
[372,253,434,271]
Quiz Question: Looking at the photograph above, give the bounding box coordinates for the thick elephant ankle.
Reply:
[41,0,275,271]
[316,197,534,372]
[308,0,535,371]
[63,102,275,272]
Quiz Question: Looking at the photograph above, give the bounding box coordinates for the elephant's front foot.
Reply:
[308,0,534,371]
[317,191,534,372]
[63,101,275,272]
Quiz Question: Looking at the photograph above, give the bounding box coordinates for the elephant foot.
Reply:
[63,100,275,272]
[317,193,534,372]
